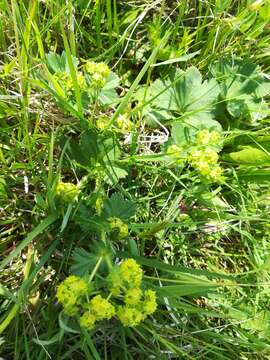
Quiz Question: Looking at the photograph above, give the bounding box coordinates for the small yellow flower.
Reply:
[197,130,221,146]
[85,61,110,89]
[117,306,143,327]
[167,144,182,155]
[116,114,133,132]
[209,165,223,182]
[203,148,219,164]
[124,288,142,306]
[56,275,88,315]
[196,161,211,176]
[56,182,78,203]
[85,61,110,78]
[96,116,109,130]
[188,149,202,165]
[142,290,157,316]
[77,71,87,90]
[197,130,211,145]
[120,259,143,288]
[109,217,128,238]
[80,311,96,329]
[107,267,123,296]
[90,295,115,320]
[64,74,73,93]
[209,131,221,144]
[95,62,110,77]
[56,276,88,303]
[85,61,97,74]
[91,72,106,88]
[119,224,129,238]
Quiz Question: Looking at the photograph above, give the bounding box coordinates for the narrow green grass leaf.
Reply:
[0,213,58,271]
[151,50,201,67]
[60,25,83,117]
[108,32,171,127]
[156,284,218,297]
[117,252,234,280]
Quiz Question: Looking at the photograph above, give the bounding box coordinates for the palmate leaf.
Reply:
[134,86,172,127]
[71,242,114,276]
[171,117,222,147]
[45,51,78,74]
[99,72,120,105]
[210,59,270,122]
[102,193,137,220]
[101,137,128,185]
[149,67,219,121]
[65,130,128,185]
[75,212,110,234]
[86,71,120,106]
[104,166,128,186]
[70,248,100,276]
[66,130,99,167]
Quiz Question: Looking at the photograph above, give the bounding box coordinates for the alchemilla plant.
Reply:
[57,259,157,329]
[167,129,224,182]
[1,1,270,359]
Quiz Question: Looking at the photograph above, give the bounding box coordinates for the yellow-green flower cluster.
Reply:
[196,129,221,146]
[96,115,109,130]
[107,266,123,296]
[96,114,133,132]
[107,258,143,295]
[117,289,157,327]
[125,287,142,306]
[167,144,184,163]
[90,294,116,319]
[80,295,115,329]
[56,259,157,330]
[79,311,96,329]
[85,61,110,89]
[192,130,223,181]
[56,275,88,316]
[142,290,157,316]
[108,259,157,327]
[117,306,143,327]
[54,71,87,96]
[108,217,129,238]
[188,148,223,182]
[167,129,223,183]
[56,182,78,203]
[116,114,133,132]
